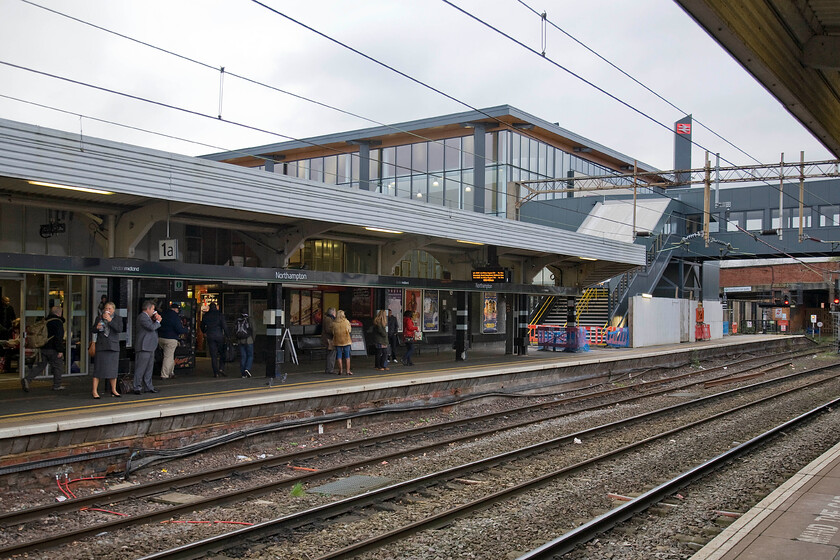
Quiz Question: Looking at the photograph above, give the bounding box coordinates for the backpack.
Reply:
[234,316,252,340]
[26,317,56,349]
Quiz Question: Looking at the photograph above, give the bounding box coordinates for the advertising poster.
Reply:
[405,289,422,327]
[289,292,301,324]
[483,293,498,333]
[352,287,372,318]
[349,319,367,356]
[423,290,439,332]
[386,289,403,331]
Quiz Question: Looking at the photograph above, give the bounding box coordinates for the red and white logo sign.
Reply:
[676,123,692,135]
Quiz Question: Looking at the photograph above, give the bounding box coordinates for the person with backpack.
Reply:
[21,306,65,392]
[200,303,228,377]
[234,308,255,378]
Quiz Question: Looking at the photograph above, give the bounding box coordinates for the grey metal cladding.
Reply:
[0,118,645,266]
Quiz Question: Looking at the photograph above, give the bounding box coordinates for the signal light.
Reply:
[783,298,789,306]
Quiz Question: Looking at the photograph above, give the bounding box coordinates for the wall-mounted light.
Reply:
[28,180,113,195]
[365,227,403,234]
[641,293,653,299]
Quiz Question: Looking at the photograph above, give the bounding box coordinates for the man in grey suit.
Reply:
[133,300,161,394]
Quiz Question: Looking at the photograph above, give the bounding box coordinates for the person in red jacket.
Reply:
[402,311,418,366]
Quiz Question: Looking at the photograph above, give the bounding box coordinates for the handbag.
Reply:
[88,340,96,358]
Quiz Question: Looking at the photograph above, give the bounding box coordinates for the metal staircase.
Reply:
[531,287,610,327]
[608,233,673,327]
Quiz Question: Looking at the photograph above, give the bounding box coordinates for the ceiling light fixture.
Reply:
[457,239,484,245]
[579,256,598,261]
[28,180,114,195]
[365,227,403,234]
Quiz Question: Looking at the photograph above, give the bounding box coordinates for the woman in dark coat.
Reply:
[92,301,123,398]
[372,309,389,371]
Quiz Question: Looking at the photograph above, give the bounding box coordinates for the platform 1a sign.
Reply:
[159,239,178,261]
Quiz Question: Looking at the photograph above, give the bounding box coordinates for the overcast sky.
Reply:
[0,0,833,171]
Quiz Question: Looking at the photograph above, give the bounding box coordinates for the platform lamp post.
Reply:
[265,283,285,385]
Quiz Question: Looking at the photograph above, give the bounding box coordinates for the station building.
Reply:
[0,105,647,383]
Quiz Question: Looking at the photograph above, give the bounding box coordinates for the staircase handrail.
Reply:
[608,232,674,325]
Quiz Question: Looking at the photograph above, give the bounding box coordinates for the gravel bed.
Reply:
[2,348,834,559]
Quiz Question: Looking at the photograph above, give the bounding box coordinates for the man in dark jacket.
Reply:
[200,303,228,377]
[22,306,65,392]
[158,303,187,379]
[387,309,400,365]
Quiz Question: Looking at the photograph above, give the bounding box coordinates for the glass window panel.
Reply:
[462,135,474,169]
[296,159,309,179]
[529,139,539,171]
[745,210,763,231]
[351,153,360,182]
[486,166,499,215]
[323,156,337,184]
[310,157,323,182]
[511,133,521,168]
[444,138,460,171]
[485,132,496,163]
[396,176,411,199]
[412,142,427,173]
[337,154,349,183]
[428,175,444,206]
[445,171,460,209]
[369,149,380,180]
[727,211,743,232]
[396,144,411,176]
[790,207,811,228]
[383,178,396,197]
[382,147,395,178]
[413,175,428,202]
[771,209,781,229]
[498,131,508,164]
[462,170,474,211]
[819,206,840,227]
[518,134,528,169]
[538,142,547,176]
[428,141,444,172]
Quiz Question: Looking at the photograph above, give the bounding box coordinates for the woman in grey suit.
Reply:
[92,301,123,399]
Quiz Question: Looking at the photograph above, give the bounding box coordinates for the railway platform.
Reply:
[0,334,811,481]
[691,439,840,560]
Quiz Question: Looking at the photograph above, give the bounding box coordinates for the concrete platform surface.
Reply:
[691,439,840,560]
[0,334,797,440]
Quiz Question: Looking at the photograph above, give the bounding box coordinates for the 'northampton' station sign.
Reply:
[0,253,573,296]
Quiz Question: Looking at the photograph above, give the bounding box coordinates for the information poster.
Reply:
[349,319,367,356]
[483,293,498,333]
[423,290,439,332]
[405,289,422,328]
[386,289,403,332]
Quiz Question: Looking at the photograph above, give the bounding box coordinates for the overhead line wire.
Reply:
[514,0,840,230]
[9,0,657,237]
[440,0,835,266]
[7,1,829,263]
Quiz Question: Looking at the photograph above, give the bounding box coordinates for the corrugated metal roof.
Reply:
[0,118,645,268]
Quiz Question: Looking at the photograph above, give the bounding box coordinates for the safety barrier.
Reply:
[530,325,623,348]
[605,327,630,348]
[694,323,711,341]
[532,325,590,352]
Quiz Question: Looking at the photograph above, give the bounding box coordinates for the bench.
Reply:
[295,336,326,361]
[416,334,454,356]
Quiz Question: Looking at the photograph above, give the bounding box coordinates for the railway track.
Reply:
[1,349,835,559]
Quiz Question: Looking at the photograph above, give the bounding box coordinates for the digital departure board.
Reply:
[472,268,510,282]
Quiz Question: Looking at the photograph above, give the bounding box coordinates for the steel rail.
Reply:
[516,395,840,559]
[132,365,840,560]
[1,346,802,527]
[0,349,822,557]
